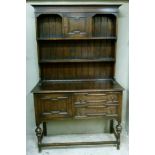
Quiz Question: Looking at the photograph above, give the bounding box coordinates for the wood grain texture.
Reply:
[39,40,115,61]
[35,93,73,121]
[93,14,116,37]
[37,14,63,38]
[40,62,114,80]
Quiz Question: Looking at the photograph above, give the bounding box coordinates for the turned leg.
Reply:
[35,125,43,152]
[116,121,122,150]
[110,119,114,133]
[43,122,47,136]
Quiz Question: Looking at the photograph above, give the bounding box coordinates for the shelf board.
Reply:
[39,58,115,63]
[37,36,117,41]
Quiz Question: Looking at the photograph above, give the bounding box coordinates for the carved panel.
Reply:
[36,94,72,120]
[63,13,92,38]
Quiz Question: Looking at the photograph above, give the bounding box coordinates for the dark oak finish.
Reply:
[40,62,114,80]
[32,79,123,93]
[31,5,123,152]
[39,40,115,60]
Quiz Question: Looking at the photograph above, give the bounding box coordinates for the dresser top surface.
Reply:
[32,79,123,93]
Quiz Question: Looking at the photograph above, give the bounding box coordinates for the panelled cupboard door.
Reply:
[35,94,73,121]
[63,13,92,38]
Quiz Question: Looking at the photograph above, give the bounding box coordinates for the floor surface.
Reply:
[27,133,128,155]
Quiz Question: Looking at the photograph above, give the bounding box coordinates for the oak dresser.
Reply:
[31,4,124,152]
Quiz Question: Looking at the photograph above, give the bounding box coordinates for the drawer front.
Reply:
[37,94,72,120]
[74,106,117,119]
[74,92,118,103]
[73,92,119,118]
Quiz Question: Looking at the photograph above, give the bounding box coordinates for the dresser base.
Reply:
[33,80,123,152]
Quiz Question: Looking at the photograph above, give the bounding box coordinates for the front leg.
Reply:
[116,121,122,150]
[35,125,43,152]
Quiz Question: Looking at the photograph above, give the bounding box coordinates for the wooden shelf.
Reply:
[39,58,115,63]
[37,37,117,41]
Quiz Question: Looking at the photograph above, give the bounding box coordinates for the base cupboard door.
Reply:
[35,93,72,120]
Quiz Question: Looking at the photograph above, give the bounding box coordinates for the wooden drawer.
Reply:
[36,94,72,120]
[74,92,119,103]
[74,106,118,118]
[73,92,119,118]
